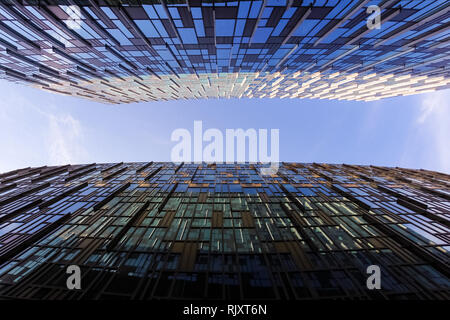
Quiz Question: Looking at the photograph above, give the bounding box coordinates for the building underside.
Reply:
[0,0,449,103]
[0,162,449,300]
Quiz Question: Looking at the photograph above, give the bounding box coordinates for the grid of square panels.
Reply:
[0,161,449,299]
[0,0,448,103]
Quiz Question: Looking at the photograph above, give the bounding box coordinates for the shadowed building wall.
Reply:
[0,162,448,299]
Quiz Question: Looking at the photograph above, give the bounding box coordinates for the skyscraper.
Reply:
[0,0,448,104]
[0,162,448,299]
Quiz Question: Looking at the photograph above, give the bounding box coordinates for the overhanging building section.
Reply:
[0,0,448,104]
[0,162,449,300]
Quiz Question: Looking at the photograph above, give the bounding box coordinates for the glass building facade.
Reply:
[0,0,448,104]
[0,161,448,300]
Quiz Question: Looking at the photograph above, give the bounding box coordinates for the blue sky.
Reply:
[0,79,449,174]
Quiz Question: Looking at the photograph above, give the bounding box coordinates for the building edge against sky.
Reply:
[0,162,449,299]
[0,0,449,104]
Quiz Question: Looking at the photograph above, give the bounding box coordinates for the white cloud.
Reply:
[0,80,90,171]
[418,91,441,124]
[416,90,450,173]
[46,112,88,165]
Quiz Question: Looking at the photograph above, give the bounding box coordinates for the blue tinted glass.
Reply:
[135,20,159,37]
[216,20,235,36]
[238,1,251,18]
[153,4,168,18]
[194,20,205,37]
[114,20,133,38]
[191,7,202,19]
[235,19,246,36]
[152,20,168,37]
[179,28,198,44]
[101,7,117,19]
[168,7,180,19]
[142,5,158,18]
[107,29,132,45]
[249,1,262,18]
[299,188,316,196]
[252,27,272,43]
